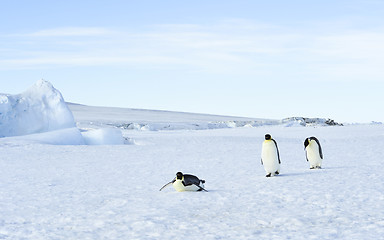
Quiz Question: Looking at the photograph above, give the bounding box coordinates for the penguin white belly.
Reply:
[261,141,280,174]
[172,180,203,192]
[306,144,322,167]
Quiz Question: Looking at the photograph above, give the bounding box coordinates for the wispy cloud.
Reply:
[24,27,115,37]
[1,22,384,81]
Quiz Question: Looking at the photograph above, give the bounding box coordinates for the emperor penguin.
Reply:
[261,134,281,177]
[304,137,323,169]
[159,172,207,192]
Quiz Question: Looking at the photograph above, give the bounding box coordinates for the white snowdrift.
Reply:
[82,128,124,145]
[0,127,126,146]
[0,80,125,145]
[0,127,127,145]
[1,127,85,145]
[0,79,75,137]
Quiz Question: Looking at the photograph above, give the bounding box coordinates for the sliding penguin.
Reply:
[261,134,281,177]
[159,172,207,192]
[304,137,323,169]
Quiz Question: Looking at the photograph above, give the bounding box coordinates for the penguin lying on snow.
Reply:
[261,134,281,177]
[159,172,208,192]
[304,136,323,169]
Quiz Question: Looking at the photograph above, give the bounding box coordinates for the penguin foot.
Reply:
[310,166,322,169]
[274,171,280,175]
[266,173,272,177]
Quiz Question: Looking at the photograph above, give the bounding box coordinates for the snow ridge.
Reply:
[282,117,343,127]
[68,104,343,132]
[109,118,342,131]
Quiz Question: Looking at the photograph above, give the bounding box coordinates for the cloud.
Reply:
[1,22,384,82]
[312,32,384,60]
[25,27,115,37]
[0,55,184,70]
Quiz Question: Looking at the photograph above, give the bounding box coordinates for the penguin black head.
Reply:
[176,172,183,180]
[304,138,310,148]
[265,134,272,140]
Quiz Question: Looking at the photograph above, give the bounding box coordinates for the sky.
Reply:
[1,0,384,123]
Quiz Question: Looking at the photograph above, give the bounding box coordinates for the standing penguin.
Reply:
[261,134,281,177]
[159,172,207,192]
[304,137,323,169]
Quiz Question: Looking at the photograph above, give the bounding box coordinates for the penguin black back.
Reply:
[177,172,201,186]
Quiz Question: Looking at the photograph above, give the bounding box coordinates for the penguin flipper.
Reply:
[311,137,323,159]
[272,139,281,164]
[159,180,175,191]
[317,140,323,159]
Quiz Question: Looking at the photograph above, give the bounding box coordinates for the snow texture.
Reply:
[1,81,383,239]
[1,124,384,239]
[82,128,124,145]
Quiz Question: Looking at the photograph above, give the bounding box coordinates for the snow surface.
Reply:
[1,81,384,239]
[82,128,125,145]
[1,114,384,239]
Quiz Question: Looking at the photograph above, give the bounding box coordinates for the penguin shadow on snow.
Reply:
[321,166,350,170]
[274,165,352,178]
[275,170,323,178]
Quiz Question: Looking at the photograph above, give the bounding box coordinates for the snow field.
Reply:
[1,125,384,239]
